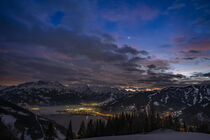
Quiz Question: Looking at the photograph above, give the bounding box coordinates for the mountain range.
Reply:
[0,81,210,123]
[0,80,127,106]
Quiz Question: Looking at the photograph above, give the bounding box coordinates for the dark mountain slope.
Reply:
[0,98,66,140]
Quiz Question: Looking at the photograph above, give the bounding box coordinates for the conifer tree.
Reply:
[98,119,105,136]
[78,121,86,138]
[105,117,113,136]
[197,122,209,133]
[173,117,180,131]
[21,128,25,140]
[143,114,149,133]
[183,122,187,132]
[45,122,56,140]
[86,119,94,137]
[150,105,156,130]
[156,113,161,129]
[66,120,74,140]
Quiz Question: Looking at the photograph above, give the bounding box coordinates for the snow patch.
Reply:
[197,113,204,121]
[56,130,65,140]
[18,111,29,116]
[148,92,158,104]
[153,101,159,106]
[165,95,169,104]
[193,96,197,105]
[207,89,210,95]
[24,135,32,140]
[0,114,16,129]
[202,103,208,108]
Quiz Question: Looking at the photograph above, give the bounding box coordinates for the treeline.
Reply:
[43,106,210,139]
[77,106,210,138]
[77,106,186,138]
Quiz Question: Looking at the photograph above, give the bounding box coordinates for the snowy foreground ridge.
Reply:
[84,130,210,140]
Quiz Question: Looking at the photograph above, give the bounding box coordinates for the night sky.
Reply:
[0,0,210,89]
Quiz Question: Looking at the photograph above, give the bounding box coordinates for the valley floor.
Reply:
[83,129,210,140]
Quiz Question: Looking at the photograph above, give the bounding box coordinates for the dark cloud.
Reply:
[203,72,210,77]
[188,50,201,53]
[147,64,170,72]
[117,45,140,55]
[191,72,210,78]
[91,30,116,42]
[147,64,156,69]
[139,50,149,55]
[0,13,133,63]
[0,0,209,88]
[177,42,210,61]
[183,57,196,60]
[115,57,144,72]
[138,72,186,88]
[0,0,152,87]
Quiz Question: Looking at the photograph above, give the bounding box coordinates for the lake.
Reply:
[28,104,112,132]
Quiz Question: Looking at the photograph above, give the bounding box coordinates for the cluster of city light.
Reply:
[144,88,162,91]
[80,103,102,107]
[64,106,114,117]
[27,103,114,117]
[123,87,162,92]
[64,107,93,112]
[124,88,137,92]
[94,111,114,117]
[161,110,182,118]
[29,107,40,111]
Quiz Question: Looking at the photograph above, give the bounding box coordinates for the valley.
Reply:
[0,81,210,139]
[27,103,114,132]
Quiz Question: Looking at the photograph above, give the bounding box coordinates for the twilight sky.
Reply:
[0,0,210,89]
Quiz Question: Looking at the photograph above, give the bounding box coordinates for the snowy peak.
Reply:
[17,80,65,89]
[104,83,210,122]
[67,84,125,95]
[0,85,7,90]
[67,84,92,93]
[160,84,210,107]
[0,81,128,105]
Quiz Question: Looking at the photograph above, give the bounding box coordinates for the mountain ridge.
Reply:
[1,81,210,123]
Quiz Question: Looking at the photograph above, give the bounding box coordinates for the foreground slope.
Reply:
[84,129,210,140]
[0,98,66,140]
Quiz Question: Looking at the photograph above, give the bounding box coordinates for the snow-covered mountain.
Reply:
[0,81,127,106]
[0,85,7,90]
[0,98,66,140]
[1,81,210,123]
[104,84,210,123]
